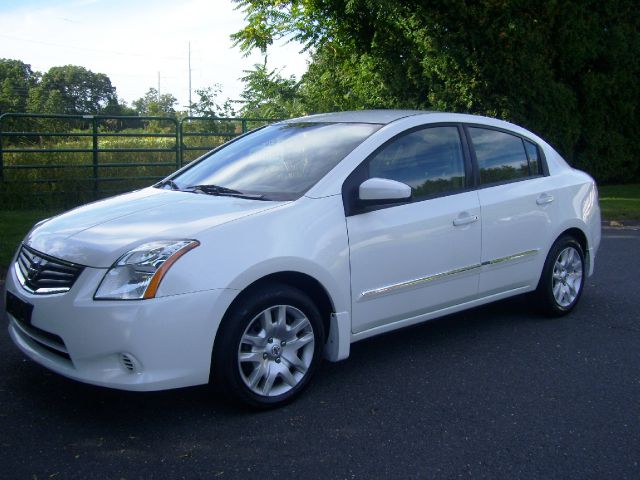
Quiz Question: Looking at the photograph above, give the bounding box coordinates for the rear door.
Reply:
[466,126,558,295]
[345,125,482,334]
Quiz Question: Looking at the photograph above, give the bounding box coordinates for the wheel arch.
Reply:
[556,226,590,273]
[536,225,590,292]
[213,270,337,353]
[242,271,335,335]
[534,227,588,316]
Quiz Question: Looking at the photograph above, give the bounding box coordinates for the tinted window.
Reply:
[369,126,466,198]
[469,128,529,185]
[172,122,381,200]
[524,140,541,175]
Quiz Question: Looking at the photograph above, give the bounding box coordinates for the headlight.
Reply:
[95,240,199,300]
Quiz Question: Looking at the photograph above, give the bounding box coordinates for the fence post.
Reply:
[241,119,247,134]
[88,115,98,197]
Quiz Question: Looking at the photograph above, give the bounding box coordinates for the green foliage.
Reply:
[0,58,39,114]
[27,65,118,115]
[238,63,304,117]
[0,59,41,134]
[0,115,280,208]
[0,59,182,119]
[300,42,417,112]
[232,0,640,183]
[0,133,179,209]
[190,84,237,117]
[132,88,178,117]
[181,85,239,143]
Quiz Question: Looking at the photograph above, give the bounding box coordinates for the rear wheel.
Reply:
[536,235,585,316]
[212,284,325,408]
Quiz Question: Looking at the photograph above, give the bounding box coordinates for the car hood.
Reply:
[25,188,286,267]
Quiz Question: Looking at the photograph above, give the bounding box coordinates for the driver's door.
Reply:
[345,125,481,334]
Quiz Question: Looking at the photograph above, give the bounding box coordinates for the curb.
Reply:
[602,220,640,230]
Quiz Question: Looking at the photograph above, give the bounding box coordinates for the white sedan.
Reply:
[4,111,601,408]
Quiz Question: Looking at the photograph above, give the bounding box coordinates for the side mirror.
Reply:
[358,178,412,204]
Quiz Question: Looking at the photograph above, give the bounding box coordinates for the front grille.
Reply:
[15,244,84,294]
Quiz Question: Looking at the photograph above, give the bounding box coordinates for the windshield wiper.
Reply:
[186,184,267,200]
[156,179,181,190]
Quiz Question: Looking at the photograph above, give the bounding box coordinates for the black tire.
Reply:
[211,283,325,409]
[535,235,585,317]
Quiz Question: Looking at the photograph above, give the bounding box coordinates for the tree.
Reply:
[132,88,178,117]
[0,58,39,114]
[27,65,119,114]
[237,62,304,117]
[231,0,640,183]
[189,84,236,117]
[299,43,405,112]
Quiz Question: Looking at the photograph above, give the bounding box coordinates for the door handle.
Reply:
[536,193,554,205]
[453,214,479,226]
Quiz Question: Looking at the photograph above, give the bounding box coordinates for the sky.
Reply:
[0,0,309,109]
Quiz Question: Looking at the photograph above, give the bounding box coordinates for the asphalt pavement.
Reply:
[0,228,638,479]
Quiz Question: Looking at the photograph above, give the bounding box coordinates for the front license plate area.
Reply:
[6,291,34,325]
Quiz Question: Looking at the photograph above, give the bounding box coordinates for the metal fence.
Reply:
[0,113,279,208]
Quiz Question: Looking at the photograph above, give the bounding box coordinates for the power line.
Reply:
[0,34,185,60]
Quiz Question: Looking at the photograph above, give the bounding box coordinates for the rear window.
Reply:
[468,128,531,185]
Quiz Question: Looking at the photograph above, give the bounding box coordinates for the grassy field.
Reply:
[0,122,261,209]
[599,183,640,222]
[2,135,191,209]
[0,184,638,279]
[1,119,276,210]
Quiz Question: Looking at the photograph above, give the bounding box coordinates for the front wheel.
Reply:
[212,284,325,408]
[535,235,585,316]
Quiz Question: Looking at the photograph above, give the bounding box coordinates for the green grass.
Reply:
[0,209,61,277]
[599,183,640,222]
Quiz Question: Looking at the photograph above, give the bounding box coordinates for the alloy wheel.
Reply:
[237,305,315,397]
[551,246,583,307]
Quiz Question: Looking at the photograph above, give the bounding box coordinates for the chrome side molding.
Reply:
[360,249,539,300]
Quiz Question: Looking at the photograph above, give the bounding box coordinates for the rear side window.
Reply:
[368,126,466,199]
[468,128,531,185]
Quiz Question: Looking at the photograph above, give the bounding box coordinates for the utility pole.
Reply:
[157,71,161,99]
[188,41,192,116]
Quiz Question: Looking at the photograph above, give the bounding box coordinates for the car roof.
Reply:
[285,110,430,125]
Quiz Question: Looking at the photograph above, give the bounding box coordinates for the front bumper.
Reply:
[5,263,238,391]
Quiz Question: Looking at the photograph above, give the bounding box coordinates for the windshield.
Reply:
[168,122,381,200]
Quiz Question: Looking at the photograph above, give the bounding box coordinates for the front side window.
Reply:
[368,126,466,199]
[171,122,381,200]
[468,128,532,185]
